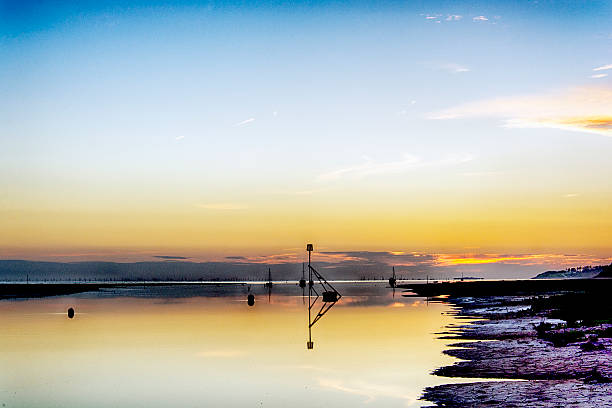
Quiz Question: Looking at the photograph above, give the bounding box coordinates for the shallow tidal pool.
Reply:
[1,282,466,407]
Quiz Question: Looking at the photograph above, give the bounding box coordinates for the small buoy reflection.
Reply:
[67,307,75,319]
[247,294,255,306]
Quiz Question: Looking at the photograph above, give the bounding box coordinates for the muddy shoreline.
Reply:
[404,281,612,407]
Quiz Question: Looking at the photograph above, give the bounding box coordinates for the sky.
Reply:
[1,0,611,277]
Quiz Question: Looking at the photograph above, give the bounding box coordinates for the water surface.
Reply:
[0,283,465,407]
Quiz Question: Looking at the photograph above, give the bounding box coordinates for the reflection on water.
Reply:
[0,283,466,407]
[306,260,341,350]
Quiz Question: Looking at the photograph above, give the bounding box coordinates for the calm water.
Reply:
[0,283,468,407]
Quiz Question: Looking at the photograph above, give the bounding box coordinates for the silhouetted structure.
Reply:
[322,291,339,302]
[389,266,397,288]
[306,243,341,350]
[67,307,75,318]
[264,267,273,288]
[299,263,306,288]
[247,293,254,306]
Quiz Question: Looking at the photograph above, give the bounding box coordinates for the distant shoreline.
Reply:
[398,277,612,298]
[0,279,390,300]
[3,277,611,300]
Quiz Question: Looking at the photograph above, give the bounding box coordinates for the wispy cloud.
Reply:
[223,251,372,265]
[423,14,463,22]
[175,135,185,140]
[429,86,612,136]
[439,63,470,73]
[435,254,546,266]
[233,117,255,127]
[433,253,612,267]
[320,251,436,268]
[591,73,608,79]
[563,193,579,198]
[318,153,473,181]
[196,203,248,210]
[224,252,301,264]
[473,15,488,22]
[154,255,190,260]
[593,64,612,71]
[224,251,612,279]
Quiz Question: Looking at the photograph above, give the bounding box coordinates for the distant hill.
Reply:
[534,264,611,279]
[0,260,293,282]
[0,259,394,282]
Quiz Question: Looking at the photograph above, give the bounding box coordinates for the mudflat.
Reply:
[403,279,612,407]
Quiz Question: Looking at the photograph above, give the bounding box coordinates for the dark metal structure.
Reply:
[264,267,273,303]
[389,266,397,288]
[306,243,341,350]
[264,267,273,288]
[299,263,306,288]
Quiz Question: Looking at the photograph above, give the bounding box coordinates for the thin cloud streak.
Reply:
[318,153,473,181]
[423,14,462,23]
[233,118,255,127]
[433,253,612,267]
[439,63,470,73]
[446,15,462,21]
[593,64,612,71]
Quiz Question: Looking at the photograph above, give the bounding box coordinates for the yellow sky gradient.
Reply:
[2,187,611,260]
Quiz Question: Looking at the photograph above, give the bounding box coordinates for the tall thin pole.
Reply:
[308,245,312,346]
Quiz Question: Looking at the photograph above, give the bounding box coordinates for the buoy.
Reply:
[247,294,255,306]
[67,307,75,319]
